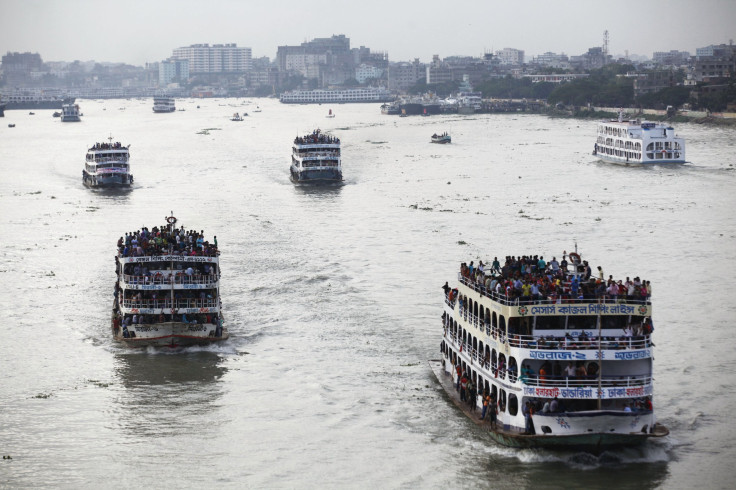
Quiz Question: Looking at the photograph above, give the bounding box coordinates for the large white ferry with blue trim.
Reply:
[111,214,228,347]
[279,87,393,104]
[593,113,685,165]
[431,249,668,453]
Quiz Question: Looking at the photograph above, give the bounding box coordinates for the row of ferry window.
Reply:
[647,141,682,150]
[598,137,642,150]
[86,163,129,170]
[459,295,636,332]
[86,155,129,163]
[600,126,630,137]
[600,147,641,160]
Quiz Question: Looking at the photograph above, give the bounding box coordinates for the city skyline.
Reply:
[1,0,734,65]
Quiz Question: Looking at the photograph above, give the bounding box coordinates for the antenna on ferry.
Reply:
[574,241,578,254]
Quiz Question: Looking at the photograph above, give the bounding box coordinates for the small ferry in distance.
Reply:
[112,213,228,348]
[380,102,400,115]
[431,248,668,453]
[83,136,133,188]
[153,96,176,113]
[231,112,244,121]
[290,129,342,184]
[593,112,685,165]
[60,103,81,122]
[326,109,335,118]
[431,132,451,144]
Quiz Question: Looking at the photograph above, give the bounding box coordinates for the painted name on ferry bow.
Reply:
[123,255,215,263]
[523,385,653,399]
[519,304,647,316]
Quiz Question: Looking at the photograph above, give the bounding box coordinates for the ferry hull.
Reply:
[290,168,342,184]
[596,154,685,166]
[83,172,133,188]
[429,360,668,454]
[112,321,229,348]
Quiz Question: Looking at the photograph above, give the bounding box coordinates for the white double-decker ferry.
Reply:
[83,137,133,188]
[112,214,228,347]
[431,249,668,453]
[593,113,685,165]
[280,87,393,104]
[290,129,342,184]
[152,96,176,113]
[60,102,81,122]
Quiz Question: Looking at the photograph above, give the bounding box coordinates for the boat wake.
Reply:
[511,439,672,468]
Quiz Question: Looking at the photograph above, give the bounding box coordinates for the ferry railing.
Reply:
[509,334,652,350]
[457,274,651,306]
[521,374,652,389]
[123,273,218,286]
[122,298,218,309]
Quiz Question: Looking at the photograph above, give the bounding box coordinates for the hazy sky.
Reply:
[1,0,734,65]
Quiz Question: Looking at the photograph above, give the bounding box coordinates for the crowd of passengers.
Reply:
[454,253,652,303]
[119,262,217,283]
[453,364,653,424]
[447,325,653,355]
[114,312,218,327]
[294,129,339,145]
[90,141,126,150]
[116,224,218,258]
[115,288,217,308]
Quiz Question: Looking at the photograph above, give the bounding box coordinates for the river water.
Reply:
[1,99,734,488]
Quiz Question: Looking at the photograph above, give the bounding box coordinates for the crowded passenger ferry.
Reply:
[83,137,133,188]
[431,247,668,452]
[111,213,228,347]
[290,129,342,184]
[593,112,685,165]
[153,96,176,113]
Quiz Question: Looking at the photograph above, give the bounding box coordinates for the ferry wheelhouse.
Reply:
[593,113,685,165]
[433,250,668,452]
[153,96,176,113]
[111,214,228,347]
[60,103,81,122]
[290,129,342,184]
[83,137,133,188]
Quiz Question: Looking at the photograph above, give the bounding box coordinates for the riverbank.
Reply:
[545,107,736,127]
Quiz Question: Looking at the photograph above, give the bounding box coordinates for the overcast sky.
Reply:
[1,0,734,65]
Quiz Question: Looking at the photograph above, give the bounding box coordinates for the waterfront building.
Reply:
[495,48,525,66]
[172,44,252,74]
[355,64,384,84]
[388,59,425,92]
[159,59,190,86]
[693,43,736,82]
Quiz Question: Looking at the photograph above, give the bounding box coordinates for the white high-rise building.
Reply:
[159,59,190,85]
[496,48,525,66]
[172,44,252,73]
